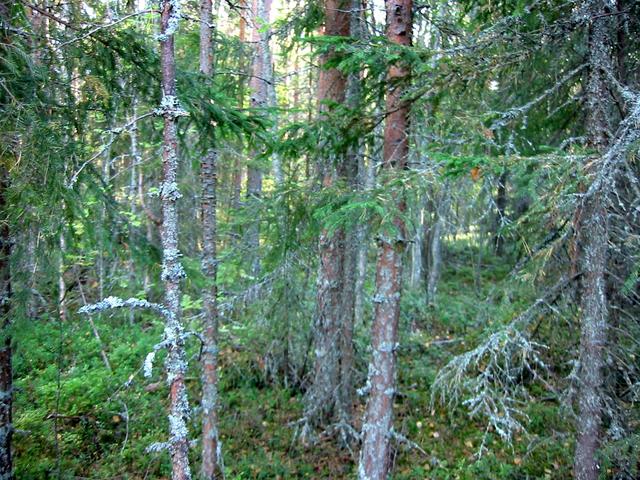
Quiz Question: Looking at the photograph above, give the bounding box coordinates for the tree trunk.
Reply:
[574,196,608,480]
[158,1,192,478]
[0,167,13,480]
[427,210,442,305]
[128,98,140,324]
[493,171,507,256]
[58,229,67,322]
[354,128,376,330]
[231,0,247,218]
[409,207,424,289]
[200,149,221,479]
[427,188,448,306]
[302,0,350,431]
[245,0,273,277]
[574,2,615,479]
[358,0,412,476]
[336,0,366,426]
[199,0,223,476]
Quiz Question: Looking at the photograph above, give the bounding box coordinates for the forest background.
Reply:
[0,0,639,478]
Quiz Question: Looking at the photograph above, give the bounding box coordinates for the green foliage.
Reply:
[4,0,640,478]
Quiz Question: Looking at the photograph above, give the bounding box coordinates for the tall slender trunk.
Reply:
[0,167,13,480]
[58,230,67,322]
[493,171,508,256]
[302,0,350,431]
[336,0,366,424]
[229,0,246,219]
[574,2,615,479]
[354,129,376,330]
[427,188,448,306]
[98,110,115,302]
[199,0,223,477]
[130,99,140,218]
[139,168,154,294]
[426,214,442,304]
[264,19,282,186]
[245,0,273,277]
[358,0,411,476]
[128,99,140,324]
[409,208,424,288]
[158,1,191,478]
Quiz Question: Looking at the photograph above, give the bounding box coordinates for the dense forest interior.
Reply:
[0,0,639,478]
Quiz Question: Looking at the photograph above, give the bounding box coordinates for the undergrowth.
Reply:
[13,244,585,478]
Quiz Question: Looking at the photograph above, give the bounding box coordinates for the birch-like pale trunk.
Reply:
[199,0,223,477]
[302,0,350,432]
[358,0,412,476]
[409,210,423,288]
[427,188,449,306]
[158,1,192,478]
[128,99,140,324]
[574,2,615,478]
[427,216,442,305]
[129,99,140,215]
[58,230,67,322]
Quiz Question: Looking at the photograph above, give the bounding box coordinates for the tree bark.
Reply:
[336,0,366,426]
[493,171,507,256]
[303,0,351,431]
[229,0,247,218]
[574,2,615,479]
[159,1,192,478]
[245,0,273,277]
[199,0,223,477]
[574,196,608,480]
[358,0,411,476]
[427,188,448,306]
[409,207,424,289]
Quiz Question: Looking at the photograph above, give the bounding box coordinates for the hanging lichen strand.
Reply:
[358,0,412,477]
[158,0,191,478]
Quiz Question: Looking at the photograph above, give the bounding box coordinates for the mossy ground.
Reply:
[14,247,578,479]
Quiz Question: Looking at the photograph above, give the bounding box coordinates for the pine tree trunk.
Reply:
[358,0,411,476]
[574,2,615,478]
[0,167,13,480]
[159,1,191,478]
[303,0,350,431]
[199,0,223,476]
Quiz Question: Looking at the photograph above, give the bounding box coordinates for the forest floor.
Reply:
[14,244,579,479]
